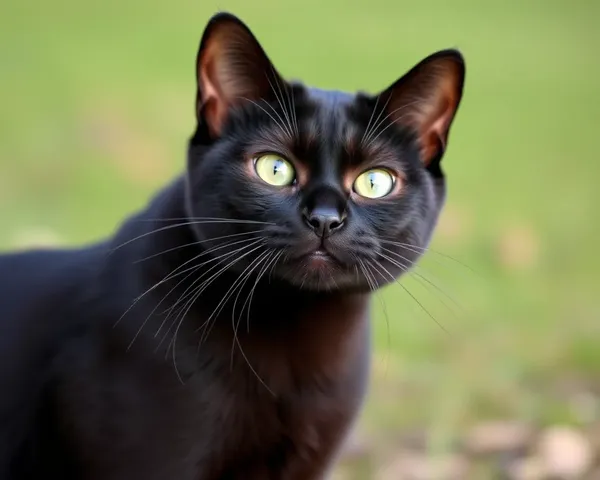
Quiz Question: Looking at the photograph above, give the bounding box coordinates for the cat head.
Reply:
[185,12,465,292]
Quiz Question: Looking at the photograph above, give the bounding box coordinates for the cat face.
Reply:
[185,13,465,292]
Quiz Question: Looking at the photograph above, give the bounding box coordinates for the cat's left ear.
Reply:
[377,49,465,167]
[195,12,286,138]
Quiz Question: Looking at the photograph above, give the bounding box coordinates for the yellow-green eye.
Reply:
[353,168,395,199]
[254,154,295,187]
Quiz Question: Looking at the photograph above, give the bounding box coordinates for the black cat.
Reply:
[0,12,465,480]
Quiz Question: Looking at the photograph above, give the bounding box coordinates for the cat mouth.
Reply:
[285,242,345,268]
[304,248,341,268]
[280,245,361,290]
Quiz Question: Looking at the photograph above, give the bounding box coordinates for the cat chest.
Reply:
[194,381,363,479]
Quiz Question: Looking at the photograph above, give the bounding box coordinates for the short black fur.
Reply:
[0,12,465,480]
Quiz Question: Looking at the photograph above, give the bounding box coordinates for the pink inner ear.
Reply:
[405,73,461,164]
[200,65,219,106]
[382,53,464,166]
[196,20,282,138]
[419,96,453,164]
[197,37,231,137]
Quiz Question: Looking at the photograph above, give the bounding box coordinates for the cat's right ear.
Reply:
[195,13,285,138]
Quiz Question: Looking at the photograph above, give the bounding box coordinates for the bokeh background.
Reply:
[1,1,599,478]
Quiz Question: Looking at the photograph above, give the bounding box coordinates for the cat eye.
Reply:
[353,168,395,199]
[254,154,296,187]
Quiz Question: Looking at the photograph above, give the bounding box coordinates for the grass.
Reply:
[1,0,599,477]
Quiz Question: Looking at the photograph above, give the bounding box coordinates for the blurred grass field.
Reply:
[1,0,599,477]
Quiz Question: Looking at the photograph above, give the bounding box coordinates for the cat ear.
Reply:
[378,49,465,167]
[195,12,285,137]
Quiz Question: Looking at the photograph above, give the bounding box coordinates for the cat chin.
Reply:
[272,261,374,293]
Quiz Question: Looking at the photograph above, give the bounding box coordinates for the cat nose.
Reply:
[302,206,346,238]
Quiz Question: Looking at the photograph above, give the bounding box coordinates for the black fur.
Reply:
[0,12,465,480]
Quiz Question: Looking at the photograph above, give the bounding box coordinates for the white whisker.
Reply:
[380,246,465,316]
[240,96,292,140]
[267,72,295,139]
[109,218,272,254]
[361,91,393,147]
[376,252,450,334]
[167,242,267,384]
[133,229,265,263]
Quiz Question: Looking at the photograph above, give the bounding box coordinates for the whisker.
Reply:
[114,237,265,331]
[152,239,268,341]
[232,338,275,396]
[364,260,384,289]
[242,250,283,333]
[153,245,253,352]
[191,245,269,370]
[361,91,394,147]
[135,217,275,223]
[363,100,421,150]
[196,245,268,337]
[288,82,299,137]
[267,72,295,139]
[361,257,392,361]
[230,249,272,349]
[161,238,265,319]
[167,242,267,384]
[357,258,376,292]
[108,218,272,254]
[127,263,203,352]
[133,229,265,264]
[169,242,265,345]
[160,236,265,289]
[379,238,478,275]
[360,93,381,147]
[376,252,450,334]
[363,258,394,379]
[240,96,292,140]
[125,239,266,352]
[231,251,281,397]
[229,250,272,381]
[380,246,466,317]
[327,271,338,292]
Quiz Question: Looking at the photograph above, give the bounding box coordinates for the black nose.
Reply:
[303,206,345,238]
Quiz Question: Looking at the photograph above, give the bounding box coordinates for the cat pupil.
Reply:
[369,175,375,190]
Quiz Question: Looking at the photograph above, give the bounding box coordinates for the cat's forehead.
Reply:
[249,85,397,166]
[301,87,362,144]
[305,87,354,108]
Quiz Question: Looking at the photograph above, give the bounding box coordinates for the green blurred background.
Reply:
[1,0,599,478]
